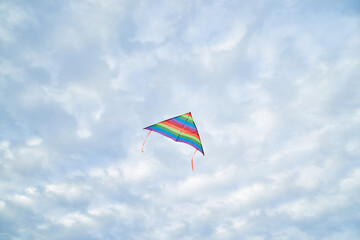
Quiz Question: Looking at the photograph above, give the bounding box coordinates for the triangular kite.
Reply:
[141,112,204,171]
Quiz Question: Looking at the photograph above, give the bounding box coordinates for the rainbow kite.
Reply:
[141,112,204,171]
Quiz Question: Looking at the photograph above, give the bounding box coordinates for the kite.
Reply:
[141,112,204,171]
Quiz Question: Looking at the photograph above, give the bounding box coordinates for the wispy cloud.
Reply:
[0,0,359,239]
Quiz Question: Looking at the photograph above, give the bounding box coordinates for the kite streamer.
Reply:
[141,130,152,152]
[191,149,198,171]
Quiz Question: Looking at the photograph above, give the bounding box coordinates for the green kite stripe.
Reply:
[156,123,202,145]
[177,115,195,124]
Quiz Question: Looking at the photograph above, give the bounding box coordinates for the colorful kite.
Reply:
[141,112,204,171]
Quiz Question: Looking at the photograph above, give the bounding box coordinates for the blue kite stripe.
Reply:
[145,126,204,154]
[172,117,197,129]
[177,139,204,155]
[146,126,178,141]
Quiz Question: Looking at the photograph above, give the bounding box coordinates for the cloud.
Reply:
[0,1,31,42]
[0,0,359,239]
[42,84,104,138]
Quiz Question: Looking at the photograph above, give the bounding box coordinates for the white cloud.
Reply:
[295,164,325,189]
[268,168,360,221]
[88,203,138,220]
[210,23,246,52]
[227,83,271,105]
[26,137,43,146]
[0,60,25,82]
[0,201,5,211]
[0,1,31,42]
[109,52,158,91]
[45,183,92,202]
[270,227,314,240]
[43,84,104,138]
[10,194,33,207]
[0,0,359,239]
[268,194,348,220]
[0,141,14,159]
[56,212,95,228]
[119,156,161,182]
[339,168,360,192]
[0,140,49,178]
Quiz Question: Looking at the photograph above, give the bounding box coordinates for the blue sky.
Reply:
[0,0,359,239]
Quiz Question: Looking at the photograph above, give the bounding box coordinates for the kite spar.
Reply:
[141,112,204,171]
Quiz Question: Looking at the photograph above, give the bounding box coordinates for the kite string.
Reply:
[141,130,152,152]
[191,149,198,171]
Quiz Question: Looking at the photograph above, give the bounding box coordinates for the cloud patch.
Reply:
[0,0,359,239]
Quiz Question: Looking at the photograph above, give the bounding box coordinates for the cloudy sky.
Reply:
[1,0,360,239]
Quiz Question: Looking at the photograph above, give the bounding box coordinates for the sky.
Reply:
[0,0,359,239]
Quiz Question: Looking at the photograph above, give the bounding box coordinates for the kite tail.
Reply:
[191,149,198,171]
[141,130,152,152]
